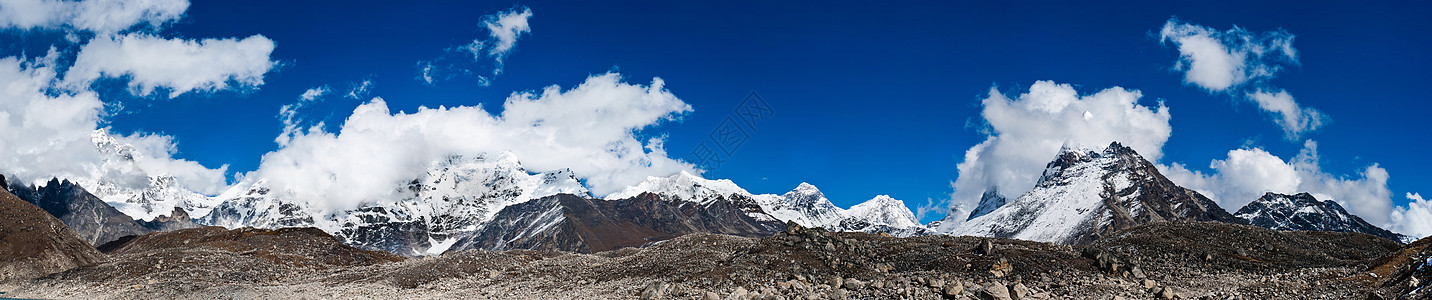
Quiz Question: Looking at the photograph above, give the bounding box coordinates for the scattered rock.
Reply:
[1009,283,1032,300]
[990,258,1013,278]
[640,282,669,300]
[1156,286,1179,300]
[942,282,964,297]
[844,278,865,290]
[977,239,995,255]
[979,282,1012,300]
[727,286,749,300]
[704,291,720,300]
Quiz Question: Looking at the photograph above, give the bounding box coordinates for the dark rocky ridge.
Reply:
[1237,192,1407,243]
[0,185,103,282]
[2,176,199,246]
[449,193,784,253]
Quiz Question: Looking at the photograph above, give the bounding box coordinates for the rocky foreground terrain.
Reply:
[2,220,1429,300]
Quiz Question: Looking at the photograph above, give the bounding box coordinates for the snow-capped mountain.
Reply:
[949,142,1241,245]
[966,187,1008,221]
[845,195,921,229]
[203,152,588,256]
[613,172,932,237]
[86,130,222,221]
[1236,192,1407,243]
[754,182,847,228]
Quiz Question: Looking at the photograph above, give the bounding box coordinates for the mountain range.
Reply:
[1,134,1414,258]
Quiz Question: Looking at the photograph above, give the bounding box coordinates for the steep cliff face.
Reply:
[0,185,104,282]
[5,177,154,246]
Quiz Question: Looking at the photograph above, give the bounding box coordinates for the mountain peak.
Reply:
[1237,192,1406,243]
[953,140,1240,244]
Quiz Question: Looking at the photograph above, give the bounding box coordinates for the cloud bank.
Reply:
[0,0,272,196]
[1159,18,1325,139]
[1161,140,1394,226]
[248,73,697,211]
[1392,193,1432,239]
[0,0,188,34]
[941,81,1172,227]
[64,33,277,98]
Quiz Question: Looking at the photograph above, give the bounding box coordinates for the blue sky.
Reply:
[4,1,1429,227]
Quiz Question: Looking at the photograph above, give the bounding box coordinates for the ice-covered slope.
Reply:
[613,173,931,237]
[753,183,846,228]
[951,142,1241,245]
[86,130,222,221]
[1237,192,1407,243]
[203,152,589,256]
[845,195,920,229]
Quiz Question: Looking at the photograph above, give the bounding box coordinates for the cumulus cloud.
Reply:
[64,33,278,98]
[0,50,108,183]
[1159,18,1324,139]
[1161,140,1395,226]
[1159,18,1296,92]
[1246,89,1326,138]
[941,81,1172,226]
[0,0,189,34]
[247,73,696,211]
[0,0,268,197]
[415,6,533,86]
[480,6,532,66]
[1391,193,1432,240]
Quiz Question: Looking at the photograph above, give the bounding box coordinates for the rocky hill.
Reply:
[0,182,104,282]
[0,220,1420,299]
[4,177,155,246]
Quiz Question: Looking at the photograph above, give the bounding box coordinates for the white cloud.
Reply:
[415,6,532,86]
[345,79,373,99]
[298,86,329,102]
[0,51,107,183]
[1162,140,1395,226]
[64,33,277,98]
[1246,89,1326,138]
[1159,18,1324,139]
[943,81,1172,224]
[1391,193,1432,240]
[248,73,696,211]
[481,6,532,66]
[1159,18,1297,92]
[0,50,226,195]
[110,132,228,194]
[0,0,189,34]
[1,1,259,197]
[277,86,331,147]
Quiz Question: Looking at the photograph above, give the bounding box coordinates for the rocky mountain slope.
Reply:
[4,177,158,246]
[950,142,1243,245]
[1236,192,1407,243]
[0,183,103,282]
[448,193,784,253]
[1,220,1420,299]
